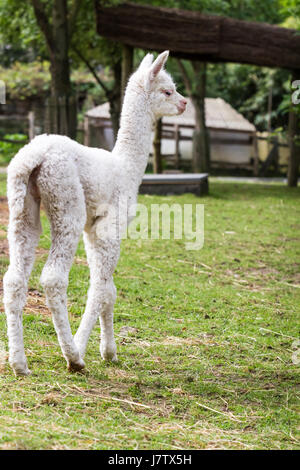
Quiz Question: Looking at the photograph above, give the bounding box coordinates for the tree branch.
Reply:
[30,0,54,52]
[72,46,111,95]
[68,0,82,39]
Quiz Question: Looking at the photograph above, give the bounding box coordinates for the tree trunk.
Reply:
[72,45,121,142]
[288,71,300,187]
[153,118,162,174]
[48,0,76,138]
[109,60,122,140]
[31,0,77,138]
[191,62,210,173]
[121,44,133,105]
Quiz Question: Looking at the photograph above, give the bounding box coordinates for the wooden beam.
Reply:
[95,2,300,70]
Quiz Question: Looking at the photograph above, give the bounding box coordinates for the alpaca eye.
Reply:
[164,90,172,96]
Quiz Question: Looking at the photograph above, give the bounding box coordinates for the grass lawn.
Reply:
[0,173,299,450]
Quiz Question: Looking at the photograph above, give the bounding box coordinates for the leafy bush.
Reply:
[0,61,104,101]
[0,62,50,100]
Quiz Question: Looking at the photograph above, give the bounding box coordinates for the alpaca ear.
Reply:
[139,53,154,70]
[149,50,169,81]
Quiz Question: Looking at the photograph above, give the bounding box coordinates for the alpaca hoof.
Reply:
[12,365,31,377]
[10,357,31,376]
[102,353,118,363]
[100,342,118,362]
[67,358,85,372]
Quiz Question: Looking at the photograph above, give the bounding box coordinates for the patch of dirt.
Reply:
[25,288,50,317]
[0,349,8,373]
[41,392,62,406]
[119,326,138,337]
[0,196,9,225]
[247,266,279,277]
[222,266,283,292]
[74,256,88,266]
[106,368,137,381]
[288,272,300,284]
[161,334,216,347]
[0,278,49,317]
[0,238,8,256]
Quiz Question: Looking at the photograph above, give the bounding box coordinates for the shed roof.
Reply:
[86,97,256,133]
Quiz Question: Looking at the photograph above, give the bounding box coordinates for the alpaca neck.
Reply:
[113,85,154,190]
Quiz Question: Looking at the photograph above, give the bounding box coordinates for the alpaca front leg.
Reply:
[99,278,117,362]
[74,280,106,359]
[74,278,117,361]
[74,232,120,362]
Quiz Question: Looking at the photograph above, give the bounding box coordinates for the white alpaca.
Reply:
[3,51,187,376]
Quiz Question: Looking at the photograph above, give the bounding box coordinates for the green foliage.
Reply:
[0,0,45,65]
[206,64,291,132]
[133,0,286,23]
[0,62,50,100]
[0,134,27,165]
[69,0,122,77]
[0,0,122,71]
[280,0,300,28]
[0,0,296,136]
[0,61,104,102]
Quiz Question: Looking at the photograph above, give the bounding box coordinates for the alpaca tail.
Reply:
[6,135,48,218]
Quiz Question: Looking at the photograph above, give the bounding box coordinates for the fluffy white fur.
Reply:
[3,51,187,376]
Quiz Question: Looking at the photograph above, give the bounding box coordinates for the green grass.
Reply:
[0,173,299,450]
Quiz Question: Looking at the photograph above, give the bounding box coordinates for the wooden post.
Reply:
[174,124,180,169]
[267,86,273,134]
[252,132,259,176]
[288,71,300,187]
[121,44,133,105]
[84,115,90,146]
[153,118,162,174]
[59,96,68,136]
[273,136,279,173]
[28,111,35,141]
[192,62,210,173]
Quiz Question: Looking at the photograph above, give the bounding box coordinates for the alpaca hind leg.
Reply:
[37,156,86,371]
[74,233,119,362]
[3,189,41,375]
[40,211,85,371]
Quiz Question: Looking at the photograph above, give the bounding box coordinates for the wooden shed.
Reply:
[84,97,258,173]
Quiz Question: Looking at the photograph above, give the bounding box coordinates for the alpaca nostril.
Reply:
[180,99,187,107]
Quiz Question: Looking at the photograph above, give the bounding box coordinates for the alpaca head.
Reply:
[131,50,187,119]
